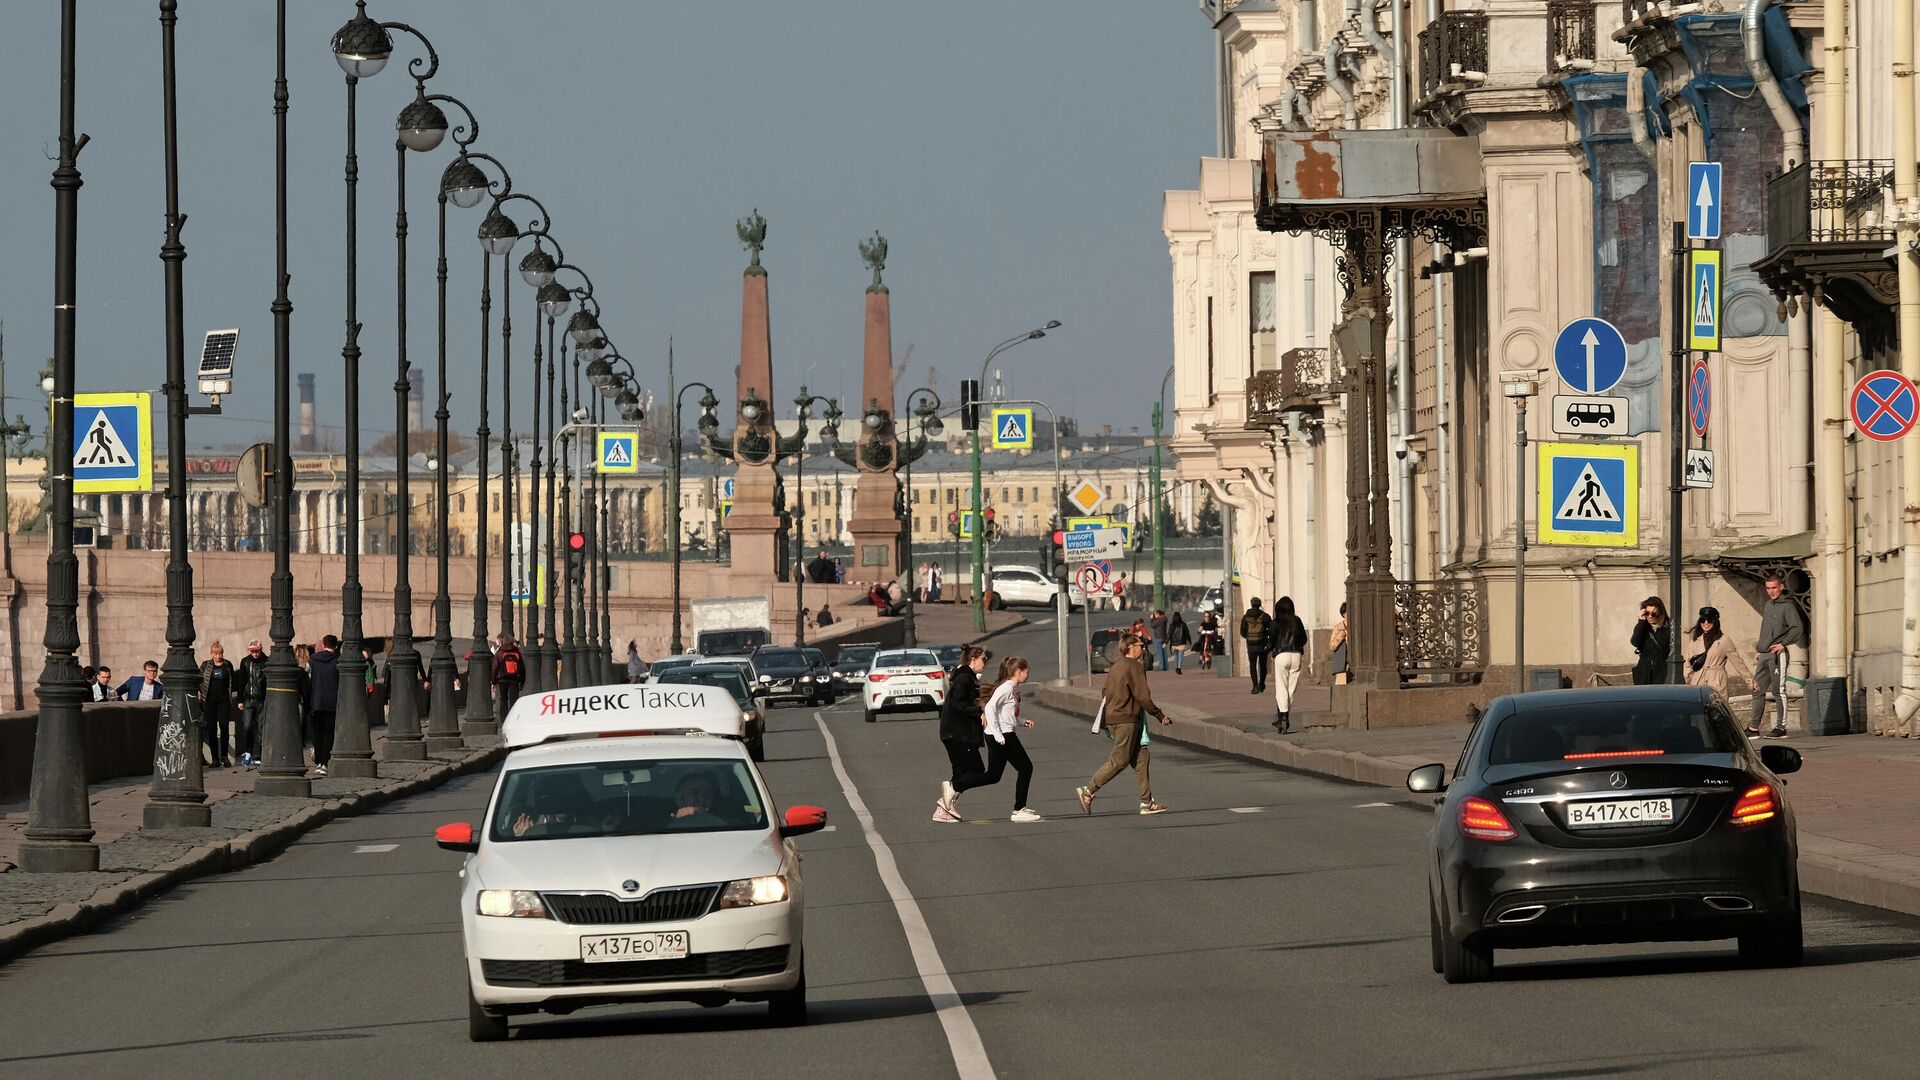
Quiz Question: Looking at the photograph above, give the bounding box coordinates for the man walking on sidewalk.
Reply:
[1149,609,1169,671]
[308,636,340,776]
[1239,598,1272,694]
[1750,573,1808,739]
[236,639,270,766]
[1077,633,1171,816]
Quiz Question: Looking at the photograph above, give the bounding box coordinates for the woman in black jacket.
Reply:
[1630,596,1672,685]
[1269,596,1309,733]
[933,646,990,823]
[198,640,239,768]
[1167,612,1193,674]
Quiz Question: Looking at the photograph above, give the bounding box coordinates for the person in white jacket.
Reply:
[981,656,1041,822]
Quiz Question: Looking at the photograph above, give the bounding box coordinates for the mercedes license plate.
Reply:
[579,930,690,963]
[1566,798,1673,828]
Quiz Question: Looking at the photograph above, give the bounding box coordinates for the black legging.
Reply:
[203,696,233,764]
[982,732,1033,811]
[944,738,990,792]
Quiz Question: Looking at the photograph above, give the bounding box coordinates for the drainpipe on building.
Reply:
[1323,0,1361,129]
[1742,0,1814,552]
[1291,0,1319,130]
[1893,0,1920,731]
[1368,0,1417,581]
[1286,412,1320,639]
[1626,67,1658,163]
[1815,0,1851,682]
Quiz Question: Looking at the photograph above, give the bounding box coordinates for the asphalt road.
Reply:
[6,612,1920,1079]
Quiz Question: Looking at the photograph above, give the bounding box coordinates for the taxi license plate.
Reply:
[892,693,927,705]
[579,930,690,964]
[1567,798,1674,828]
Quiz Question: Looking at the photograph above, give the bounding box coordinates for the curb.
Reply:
[971,616,1031,646]
[0,744,506,966]
[1034,684,1920,920]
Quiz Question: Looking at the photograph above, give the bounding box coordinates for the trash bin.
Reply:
[1526,667,1568,692]
[1804,676,1850,736]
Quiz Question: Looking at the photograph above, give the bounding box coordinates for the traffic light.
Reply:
[947,510,960,538]
[567,531,587,581]
[961,379,981,430]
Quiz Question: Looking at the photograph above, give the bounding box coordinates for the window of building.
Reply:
[1251,271,1277,373]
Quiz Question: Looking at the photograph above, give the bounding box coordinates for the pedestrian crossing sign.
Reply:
[1688,249,1721,352]
[1538,441,1638,548]
[597,430,639,474]
[990,407,1033,449]
[71,392,153,493]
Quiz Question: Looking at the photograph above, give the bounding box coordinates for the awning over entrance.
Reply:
[1256,127,1488,246]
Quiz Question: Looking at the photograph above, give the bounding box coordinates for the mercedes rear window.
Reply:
[1487,700,1740,765]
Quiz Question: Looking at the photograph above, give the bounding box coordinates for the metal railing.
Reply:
[1244,370,1288,429]
[1548,1,1597,73]
[1766,159,1895,250]
[1418,12,1489,102]
[1394,577,1486,680]
[1621,0,1660,25]
[1245,349,1337,429]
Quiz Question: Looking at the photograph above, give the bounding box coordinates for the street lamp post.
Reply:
[969,321,1060,631]
[487,195,553,703]
[379,21,446,767]
[558,312,599,685]
[1501,370,1538,687]
[599,368,647,681]
[20,0,97,872]
[460,184,519,734]
[670,379,721,656]
[897,389,943,649]
[424,102,486,751]
[782,390,842,648]
[1151,364,1173,615]
[144,0,213,826]
[325,1,392,780]
[522,262,568,693]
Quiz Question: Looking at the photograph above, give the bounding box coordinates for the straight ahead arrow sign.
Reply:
[1582,327,1600,397]
[1688,161,1722,241]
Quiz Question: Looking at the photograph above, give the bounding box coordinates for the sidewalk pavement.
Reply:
[0,728,504,963]
[1037,671,1920,922]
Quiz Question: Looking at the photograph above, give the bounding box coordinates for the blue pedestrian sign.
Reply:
[71,392,154,493]
[1538,441,1639,548]
[990,407,1033,450]
[1688,250,1722,352]
[597,431,639,474]
[1688,162,1722,241]
[1552,318,1629,396]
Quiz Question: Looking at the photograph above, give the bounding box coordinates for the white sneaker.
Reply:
[1010,807,1043,823]
[315,764,328,777]
[939,780,958,816]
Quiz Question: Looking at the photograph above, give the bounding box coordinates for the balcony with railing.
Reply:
[1753,159,1899,346]
[1417,12,1489,105]
[1548,1,1597,74]
[1245,348,1338,429]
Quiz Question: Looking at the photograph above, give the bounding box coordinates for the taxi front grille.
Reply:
[541,886,720,926]
[481,946,790,987]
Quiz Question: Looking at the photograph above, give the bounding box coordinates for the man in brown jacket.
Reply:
[1077,633,1171,815]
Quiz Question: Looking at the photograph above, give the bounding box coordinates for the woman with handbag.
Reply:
[1684,606,1750,701]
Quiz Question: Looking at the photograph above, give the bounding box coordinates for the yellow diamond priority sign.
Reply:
[1067,480,1103,516]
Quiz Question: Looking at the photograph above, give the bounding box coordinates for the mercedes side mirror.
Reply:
[1759,744,1802,776]
[1406,763,1448,793]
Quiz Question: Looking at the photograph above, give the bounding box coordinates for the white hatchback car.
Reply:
[990,565,1086,610]
[435,684,829,1041]
[861,648,949,723]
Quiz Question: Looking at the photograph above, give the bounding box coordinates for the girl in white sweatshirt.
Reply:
[982,656,1041,822]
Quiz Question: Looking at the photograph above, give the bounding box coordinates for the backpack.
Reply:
[501,650,522,679]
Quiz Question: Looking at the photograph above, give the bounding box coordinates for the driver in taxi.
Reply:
[669,772,725,825]
[509,775,608,838]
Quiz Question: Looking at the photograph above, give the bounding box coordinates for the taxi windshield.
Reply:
[490,758,767,842]
[655,668,753,709]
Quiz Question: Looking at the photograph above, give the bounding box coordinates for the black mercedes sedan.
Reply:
[750,645,831,707]
[1408,687,1802,983]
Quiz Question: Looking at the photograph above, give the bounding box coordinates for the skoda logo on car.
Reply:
[621,879,639,893]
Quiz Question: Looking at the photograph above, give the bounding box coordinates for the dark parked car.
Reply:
[652,666,766,762]
[931,643,965,674]
[751,645,831,707]
[802,648,834,697]
[831,643,881,693]
[1409,687,1802,983]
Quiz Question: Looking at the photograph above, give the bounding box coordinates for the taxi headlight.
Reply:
[476,889,549,918]
[716,875,789,908]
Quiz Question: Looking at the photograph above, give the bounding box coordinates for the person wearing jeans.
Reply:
[1749,573,1807,738]
[1239,599,1272,694]
[1149,609,1169,671]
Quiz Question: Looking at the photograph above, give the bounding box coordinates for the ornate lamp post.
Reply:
[669,382,721,655]
[517,239,560,683]
[424,103,486,751]
[377,19,444,766]
[780,390,841,647]
[896,389,943,648]
[590,354,644,681]
[969,321,1060,631]
[458,181,519,734]
[324,1,391,780]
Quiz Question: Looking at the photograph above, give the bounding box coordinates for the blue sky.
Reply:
[0,1,1213,450]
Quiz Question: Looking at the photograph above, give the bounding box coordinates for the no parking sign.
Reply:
[1850,370,1918,442]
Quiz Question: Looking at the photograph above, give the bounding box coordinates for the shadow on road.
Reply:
[509,990,1011,1041]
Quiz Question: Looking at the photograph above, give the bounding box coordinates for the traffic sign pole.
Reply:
[1668,220,1686,684]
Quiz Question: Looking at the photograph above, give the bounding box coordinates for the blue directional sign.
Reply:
[1552,318,1629,396]
[71,392,154,493]
[1850,370,1919,442]
[1538,441,1639,548]
[1688,162,1722,241]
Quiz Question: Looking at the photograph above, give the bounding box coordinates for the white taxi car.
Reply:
[435,684,829,1041]
[860,648,949,723]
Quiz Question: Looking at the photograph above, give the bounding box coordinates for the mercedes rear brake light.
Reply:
[1563,749,1666,761]
[1460,796,1517,841]
[1729,784,1777,827]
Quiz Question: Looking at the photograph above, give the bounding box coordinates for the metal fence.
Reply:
[1394,577,1486,681]
[1418,12,1489,102]
[1766,159,1895,250]
[1548,1,1597,73]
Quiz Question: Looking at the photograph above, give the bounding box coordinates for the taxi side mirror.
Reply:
[1406,763,1448,793]
[780,805,828,839]
[435,822,480,853]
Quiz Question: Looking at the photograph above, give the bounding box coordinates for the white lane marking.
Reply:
[1031,617,1055,627]
[1355,802,1394,808]
[813,712,993,1080]
[822,825,838,832]
[353,843,399,853]
[1228,807,1264,814]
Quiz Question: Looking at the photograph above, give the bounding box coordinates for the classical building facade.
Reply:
[1171,1,1892,723]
